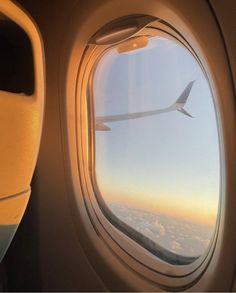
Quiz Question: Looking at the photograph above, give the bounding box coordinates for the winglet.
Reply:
[176,80,195,105]
[174,80,195,118]
[177,108,193,118]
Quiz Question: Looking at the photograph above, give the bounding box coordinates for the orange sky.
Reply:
[100,185,218,227]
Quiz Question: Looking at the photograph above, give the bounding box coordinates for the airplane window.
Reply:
[90,34,220,265]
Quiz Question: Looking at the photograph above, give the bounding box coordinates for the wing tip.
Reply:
[177,108,193,118]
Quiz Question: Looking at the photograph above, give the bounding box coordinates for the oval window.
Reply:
[89,33,220,265]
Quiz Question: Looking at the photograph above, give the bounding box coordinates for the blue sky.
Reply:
[92,36,220,226]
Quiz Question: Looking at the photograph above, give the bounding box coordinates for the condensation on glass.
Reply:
[89,34,220,265]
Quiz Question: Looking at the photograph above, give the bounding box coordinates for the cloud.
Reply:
[108,203,212,258]
[170,240,182,252]
[154,219,166,236]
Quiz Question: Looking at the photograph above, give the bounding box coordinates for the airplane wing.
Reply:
[95,80,195,131]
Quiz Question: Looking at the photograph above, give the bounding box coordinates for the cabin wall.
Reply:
[4,0,106,291]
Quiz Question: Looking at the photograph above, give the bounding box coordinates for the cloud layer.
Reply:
[109,203,213,258]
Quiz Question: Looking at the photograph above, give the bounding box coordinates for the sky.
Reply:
[92,36,220,228]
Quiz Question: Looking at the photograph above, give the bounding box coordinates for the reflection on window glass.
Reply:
[91,34,220,263]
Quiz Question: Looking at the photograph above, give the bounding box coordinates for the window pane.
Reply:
[91,35,220,263]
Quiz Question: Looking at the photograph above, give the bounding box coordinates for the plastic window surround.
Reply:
[76,16,223,290]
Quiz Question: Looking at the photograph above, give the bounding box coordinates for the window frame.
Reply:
[75,18,224,289]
